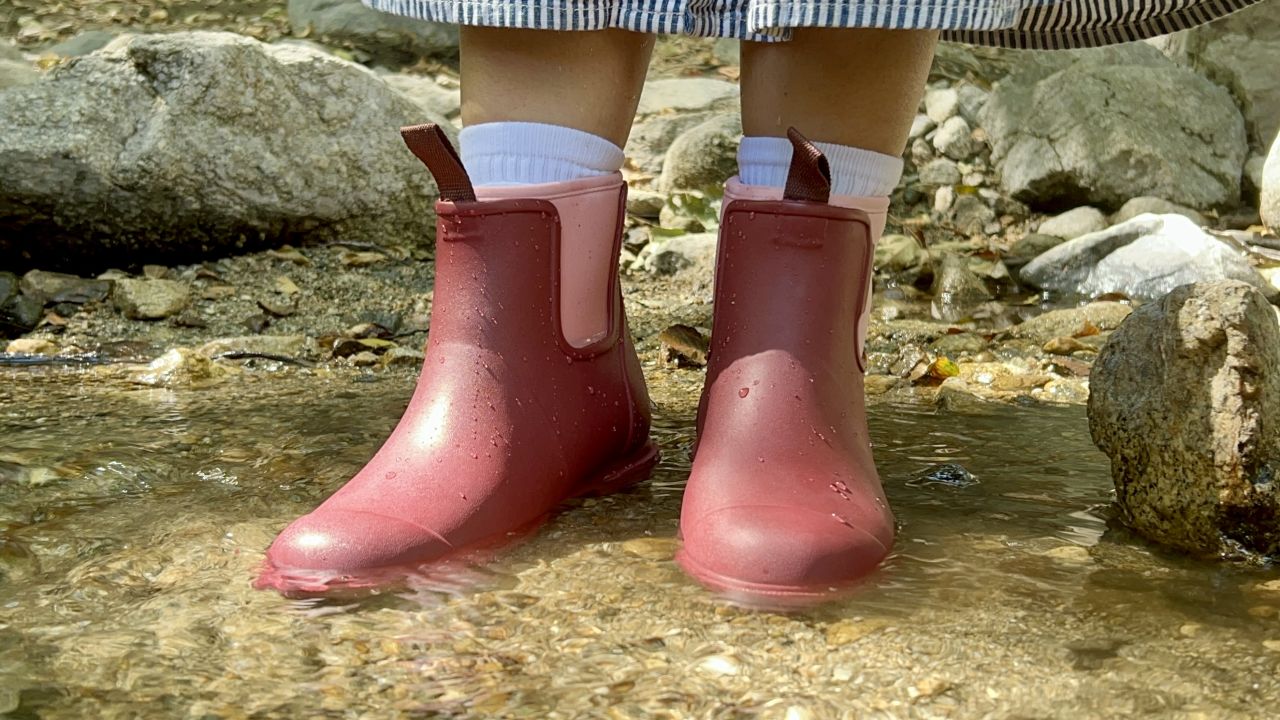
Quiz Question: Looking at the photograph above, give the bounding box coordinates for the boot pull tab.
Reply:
[783,127,832,205]
[400,123,477,202]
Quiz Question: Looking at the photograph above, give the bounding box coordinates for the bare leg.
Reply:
[460,27,655,147]
[741,28,938,156]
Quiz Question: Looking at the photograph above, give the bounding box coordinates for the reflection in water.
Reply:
[1,365,1279,717]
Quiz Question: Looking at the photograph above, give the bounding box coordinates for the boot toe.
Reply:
[266,510,451,574]
[680,505,889,592]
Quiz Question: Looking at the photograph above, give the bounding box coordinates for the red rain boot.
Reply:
[257,125,658,593]
[676,129,894,605]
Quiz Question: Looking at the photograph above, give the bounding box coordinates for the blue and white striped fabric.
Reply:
[364,0,1262,48]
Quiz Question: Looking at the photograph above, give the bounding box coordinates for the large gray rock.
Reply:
[1020,214,1274,302]
[1112,196,1206,227]
[1089,281,1280,559]
[657,115,742,194]
[379,72,461,120]
[288,0,458,64]
[1153,2,1280,151]
[982,49,1247,211]
[0,60,38,90]
[0,32,441,272]
[1264,133,1280,232]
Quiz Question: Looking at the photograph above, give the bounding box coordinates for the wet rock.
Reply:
[1264,134,1280,232]
[1113,197,1205,227]
[1020,214,1275,302]
[0,286,41,337]
[1037,207,1106,240]
[47,30,118,57]
[1042,336,1091,356]
[287,0,458,65]
[933,186,955,213]
[932,116,976,161]
[982,52,1246,210]
[1006,302,1132,344]
[112,279,189,320]
[4,338,57,355]
[908,463,979,489]
[931,254,991,322]
[658,115,742,193]
[131,347,232,387]
[1088,281,1280,559]
[924,87,959,124]
[0,32,439,272]
[380,73,461,121]
[637,232,717,275]
[19,270,111,305]
[919,158,961,186]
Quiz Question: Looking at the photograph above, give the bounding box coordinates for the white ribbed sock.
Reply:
[459,121,624,187]
[736,136,904,197]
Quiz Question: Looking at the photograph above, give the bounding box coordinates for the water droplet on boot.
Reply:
[738,387,750,398]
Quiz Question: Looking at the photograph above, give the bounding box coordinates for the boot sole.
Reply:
[674,548,884,611]
[256,440,661,597]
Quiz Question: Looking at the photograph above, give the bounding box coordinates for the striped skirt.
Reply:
[364,0,1261,48]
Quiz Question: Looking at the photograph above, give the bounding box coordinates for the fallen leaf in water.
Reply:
[339,250,387,267]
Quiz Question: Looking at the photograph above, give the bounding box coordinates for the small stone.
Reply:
[350,351,379,367]
[620,537,677,560]
[1179,623,1203,638]
[956,84,989,125]
[1113,197,1206,227]
[274,276,301,296]
[266,246,311,265]
[131,347,232,387]
[19,270,111,305]
[200,285,237,301]
[1247,606,1277,618]
[919,158,961,186]
[380,346,425,367]
[697,654,740,676]
[908,463,979,489]
[142,264,170,279]
[931,254,991,322]
[908,114,935,140]
[1043,545,1091,563]
[933,186,955,213]
[4,338,57,355]
[932,116,976,161]
[1253,579,1280,594]
[1037,207,1107,240]
[948,195,995,236]
[924,87,959,124]
[659,324,709,367]
[627,189,666,218]
[1043,336,1092,355]
[112,279,190,320]
[1007,302,1133,344]
[198,335,311,359]
[339,250,387,267]
[913,677,952,700]
[826,619,887,646]
[639,233,717,276]
[864,375,902,395]
[1264,640,1280,653]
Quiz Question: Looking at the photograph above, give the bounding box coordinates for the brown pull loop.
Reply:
[783,126,832,204]
[400,123,476,202]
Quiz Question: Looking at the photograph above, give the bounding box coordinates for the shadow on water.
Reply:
[2,365,1279,717]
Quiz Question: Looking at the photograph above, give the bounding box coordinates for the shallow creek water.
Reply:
[2,362,1279,718]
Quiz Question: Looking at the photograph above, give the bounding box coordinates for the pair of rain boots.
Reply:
[256,125,893,605]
